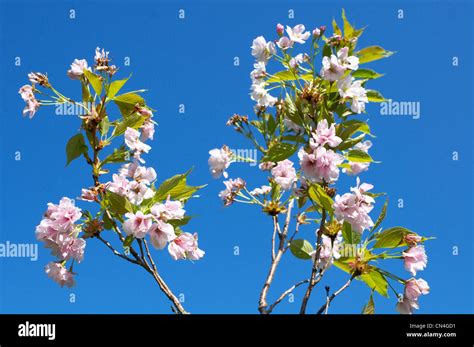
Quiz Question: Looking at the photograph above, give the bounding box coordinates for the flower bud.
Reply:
[276,23,284,36]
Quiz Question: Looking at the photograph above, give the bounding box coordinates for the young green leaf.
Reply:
[66,133,88,166]
[262,143,297,163]
[362,292,375,314]
[83,69,103,96]
[289,239,314,260]
[352,69,384,80]
[366,90,386,102]
[107,190,134,215]
[107,75,130,100]
[346,149,374,163]
[356,46,394,64]
[360,270,389,297]
[373,226,413,249]
[308,184,334,215]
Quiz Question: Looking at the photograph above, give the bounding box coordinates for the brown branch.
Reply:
[267,279,309,314]
[316,274,355,314]
[300,208,327,314]
[95,234,141,265]
[84,105,188,314]
[258,199,294,314]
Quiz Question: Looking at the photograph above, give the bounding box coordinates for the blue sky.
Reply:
[0,0,472,314]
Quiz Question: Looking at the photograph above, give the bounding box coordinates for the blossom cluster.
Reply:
[209,16,431,315]
[35,197,85,287]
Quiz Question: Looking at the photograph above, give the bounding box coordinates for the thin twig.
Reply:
[267,279,309,314]
[258,200,294,314]
[95,234,141,265]
[300,208,327,314]
[316,274,356,314]
[324,286,330,314]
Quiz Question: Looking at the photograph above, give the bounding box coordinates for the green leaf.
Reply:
[356,46,394,64]
[262,143,297,162]
[308,184,334,215]
[352,69,384,80]
[338,119,372,140]
[112,114,146,137]
[332,18,342,36]
[167,216,192,228]
[289,239,314,260]
[66,133,88,166]
[102,213,114,230]
[107,191,134,215]
[107,76,129,100]
[371,199,388,232]
[362,292,375,314]
[267,70,312,83]
[341,221,361,245]
[346,149,374,163]
[83,69,103,96]
[337,134,365,151]
[322,44,332,58]
[102,146,129,166]
[366,89,386,102]
[360,270,388,297]
[374,226,413,249]
[341,8,354,38]
[154,169,205,202]
[113,92,145,117]
[99,116,110,136]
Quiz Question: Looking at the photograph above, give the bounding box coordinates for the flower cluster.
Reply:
[209,13,431,315]
[25,47,204,304]
[333,178,375,234]
[35,197,85,287]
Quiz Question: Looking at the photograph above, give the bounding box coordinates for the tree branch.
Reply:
[316,274,355,314]
[267,279,309,314]
[258,199,294,314]
[300,208,327,314]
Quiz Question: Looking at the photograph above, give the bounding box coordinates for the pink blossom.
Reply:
[276,23,284,36]
[168,232,204,260]
[124,127,151,154]
[298,147,343,182]
[149,220,175,249]
[126,181,154,205]
[271,159,297,190]
[251,36,276,63]
[289,53,305,68]
[45,262,75,288]
[19,85,40,118]
[403,245,428,276]
[123,211,153,239]
[286,24,310,44]
[219,178,246,206]
[48,197,82,231]
[131,165,157,185]
[405,233,423,246]
[151,198,186,221]
[107,174,130,196]
[57,235,86,262]
[79,188,96,202]
[337,47,359,71]
[313,233,342,270]
[250,185,272,196]
[277,36,293,50]
[310,119,342,148]
[333,178,375,233]
[320,55,345,81]
[404,278,430,301]
[208,146,232,179]
[141,120,155,141]
[396,296,419,314]
[67,59,90,80]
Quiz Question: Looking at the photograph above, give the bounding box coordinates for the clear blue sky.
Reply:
[0,0,472,314]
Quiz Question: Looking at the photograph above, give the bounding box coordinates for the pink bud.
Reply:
[276,23,284,36]
[312,28,321,38]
